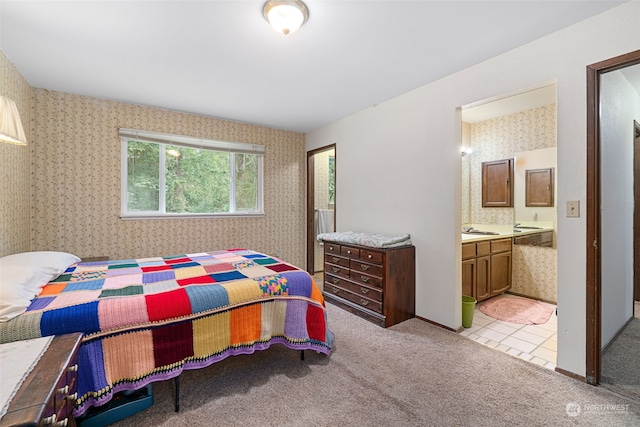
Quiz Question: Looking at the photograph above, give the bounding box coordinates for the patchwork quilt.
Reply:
[0,249,334,416]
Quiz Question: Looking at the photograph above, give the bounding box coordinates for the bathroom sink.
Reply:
[462,230,499,235]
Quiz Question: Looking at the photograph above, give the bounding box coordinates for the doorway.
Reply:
[586,49,640,386]
[306,144,336,276]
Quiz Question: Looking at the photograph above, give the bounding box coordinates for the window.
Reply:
[120,129,264,218]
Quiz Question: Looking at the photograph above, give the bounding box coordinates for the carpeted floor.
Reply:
[601,318,640,403]
[109,303,640,426]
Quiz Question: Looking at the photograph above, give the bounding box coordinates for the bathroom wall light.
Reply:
[263,0,309,35]
[460,146,473,156]
[0,96,28,145]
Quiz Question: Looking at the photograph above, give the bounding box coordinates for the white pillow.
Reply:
[0,251,80,322]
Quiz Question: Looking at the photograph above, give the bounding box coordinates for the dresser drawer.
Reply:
[462,243,476,260]
[325,283,383,314]
[325,243,341,255]
[325,274,382,302]
[349,259,383,277]
[491,238,512,254]
[324,253,349,267]
[325,263,349,278]
[351,271,382,288]
[340,245,360,258]
[359,249,383,264]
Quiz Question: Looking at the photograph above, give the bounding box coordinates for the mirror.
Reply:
[460,84,557,227]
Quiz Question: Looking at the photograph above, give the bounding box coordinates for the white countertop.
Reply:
[461,222,554,243]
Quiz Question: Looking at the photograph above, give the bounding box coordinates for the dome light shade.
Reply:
[263,0,309,35]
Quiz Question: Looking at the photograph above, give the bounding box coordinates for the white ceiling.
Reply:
[0,1,627,133]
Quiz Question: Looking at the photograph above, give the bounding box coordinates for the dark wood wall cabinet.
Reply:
[2,333,82,427]
[322,241,415,327]
[525,167,554,207]
[462,238,512,302]
[482,158,514,207]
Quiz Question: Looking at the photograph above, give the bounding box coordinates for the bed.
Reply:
[0,249,334,417]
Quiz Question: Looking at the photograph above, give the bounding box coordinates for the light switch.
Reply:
[566,201,580,218]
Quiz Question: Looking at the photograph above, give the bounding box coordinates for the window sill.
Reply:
[121,213,265,220]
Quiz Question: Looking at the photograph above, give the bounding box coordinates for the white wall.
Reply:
[306,2,640,377]
[600,69,640,348]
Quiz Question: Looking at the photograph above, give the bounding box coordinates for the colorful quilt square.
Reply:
[50,273,72,283]
[306,304,327,342]
[40,301,100,336]
[221,279,263,305]
[70,271,106,282]
[152,321,194,367]
[142,281,178,295]
[177,275,216,287]
[103,274,143,289]
[165,257,192,264]
[63,279,105,292]
[102,330,155,383]
[169,261,200,269]
[259,300,287,339]
[142,271,175,284]
[99,286,143,298]
[211,271,247,283]
[192,312,231,358]
[138,261,167,268]
[230,260,257,269]
[267,263,298,273]
[255,274,289,297]
[108,263,139,270]
[283,299,310,340]
[39,283,67,296]
[98,295,149,331]
[184,284,229,313]
[173,266,206,280]
[230,303,261,345]
[46,290,102,310]
[141,264,172,273]
[105,267,143,277]
[145,288,192,322]
[253,257,278,266]
[204,263,234,274]
[237,266,278,279]
[27,296,55,311]
[279,271,312,297]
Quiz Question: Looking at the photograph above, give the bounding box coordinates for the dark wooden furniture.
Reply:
[525,167,554,207]
[482,158,514,207]
[2,333,82,427]
[322,241,415,327]
[462,238,512,302]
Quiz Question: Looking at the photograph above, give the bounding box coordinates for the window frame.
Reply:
[120,128,264,219]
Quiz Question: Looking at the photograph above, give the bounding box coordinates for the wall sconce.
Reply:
[263,0,309,35]
[0,96,28,146]
[460,146,473,156]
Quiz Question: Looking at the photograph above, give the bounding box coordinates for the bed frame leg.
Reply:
[300,350,305,361]
[174,376,180,412]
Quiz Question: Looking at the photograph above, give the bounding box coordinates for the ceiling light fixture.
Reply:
[0,96,27,146]
[263,0,309,35]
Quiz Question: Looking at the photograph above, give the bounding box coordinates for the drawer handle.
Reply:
[68,364,78,372]
[57,385,69,395]
[332,256,339,263]
[55,419,69,427]
[361,275,369,282]
[332,267,340,273]
[67,392,78,402]
[361,264,369,271]
[347,250,351,254]
[360,299,369,306]
[332,288,339,294]
[329,246,334,251]
[360,287,369,294]
[44,414,57,425]
[332,277,339,284]
[368,254,372,259]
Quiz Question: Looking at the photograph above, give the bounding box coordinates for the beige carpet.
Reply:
[602,318,640,403]
[110,303,640,426]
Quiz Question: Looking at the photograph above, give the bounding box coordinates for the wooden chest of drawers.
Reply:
[322,240,415,327]
[2,333,82,427]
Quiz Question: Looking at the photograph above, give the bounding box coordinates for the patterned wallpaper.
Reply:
[467,104,557,302]
[30,89,307,267]
[0,52,31,257]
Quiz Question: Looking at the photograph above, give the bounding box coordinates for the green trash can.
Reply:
[462,295,477,328]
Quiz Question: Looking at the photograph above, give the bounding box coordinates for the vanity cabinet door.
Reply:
[482,158,514,207]
[462,258,476,297]
[490,251,512,296]
[476,256,491,301]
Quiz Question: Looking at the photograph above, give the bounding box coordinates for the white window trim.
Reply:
[120,129,264,219]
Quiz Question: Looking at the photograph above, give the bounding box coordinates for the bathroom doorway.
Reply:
[306,144,336,278]
[586,50,640,395]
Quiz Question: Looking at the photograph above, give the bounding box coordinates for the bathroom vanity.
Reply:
[462,223,553,302]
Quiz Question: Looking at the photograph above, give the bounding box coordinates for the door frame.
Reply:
[634,120,640,304]
[586,49,640,385]
[306,144,336,274]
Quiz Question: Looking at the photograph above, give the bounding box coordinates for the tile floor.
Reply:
[460,296,558,370]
